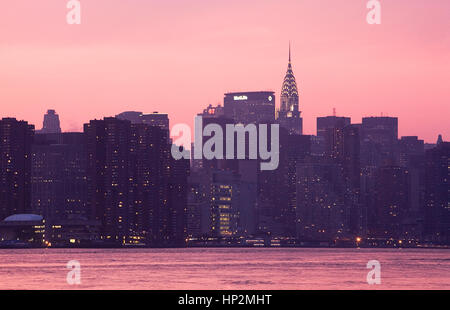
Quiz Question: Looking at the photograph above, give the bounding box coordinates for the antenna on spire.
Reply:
[289,41,291,62]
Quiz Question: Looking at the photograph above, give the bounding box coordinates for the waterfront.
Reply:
[0,248,448,290]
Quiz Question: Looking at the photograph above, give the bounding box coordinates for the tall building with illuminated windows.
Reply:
[0,118,34,220]
[84,117,188,246]
[277,45,303,135]
[210,171,239,237]
[31,132,88,222]
[84,118,131,244]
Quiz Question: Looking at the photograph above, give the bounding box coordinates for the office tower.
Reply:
[316,116,351,156]
[296,162,345,242]
[85,117,187,246]
[398,136,425,239]
[369,166,409,239]
[317,116,351,138]
[224,91,275,124]
[31,133,88,222]
[186,170,210,238]
[236,160,258,236]
[424,142,449,244]
[341,125,362,234]
[84,118,132,244]
[361,116,399,167]
[258,128,311,237]
[277,46,303,135]
[280,132,311,236]
[319,119,361,235]
[128,122,183,246]
[39,110,62,134]
[0,118,34,220]
[399,136,424,168]
[167,154,190,246]
[190,163,257,239]
[128,123,167,245]
[209,170,239,237]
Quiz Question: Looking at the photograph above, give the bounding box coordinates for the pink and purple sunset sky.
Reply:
[0,0,449,142]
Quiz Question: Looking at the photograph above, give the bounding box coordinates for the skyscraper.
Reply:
[317,116,351,138]
[369,166,409,239]
[296,162,345,242]
[39,110,61,134]
[31,132,88,222]
[424,142,449,244]
[84,117,131,244]
[0,118,34,220]
[224,91,275,124]
[84,117,187,246]
[209,170,239,237]
[277,45,303,135]
[361,116,399,167]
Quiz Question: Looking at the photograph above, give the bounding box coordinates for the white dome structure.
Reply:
[3,214,43,222]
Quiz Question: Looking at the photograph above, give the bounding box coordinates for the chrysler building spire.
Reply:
[280,44,299,113]
[277,44,303,135]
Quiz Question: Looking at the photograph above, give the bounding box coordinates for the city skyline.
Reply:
[1,89,448,247]
[1,0,450,294]
[1,1,449,142]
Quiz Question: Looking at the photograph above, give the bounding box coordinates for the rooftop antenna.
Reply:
[333,108,336,117]
[289,41,291,63]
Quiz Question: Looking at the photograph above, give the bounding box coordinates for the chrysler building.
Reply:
[277,44,303,135]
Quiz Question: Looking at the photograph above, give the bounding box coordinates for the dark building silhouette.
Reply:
[0,118,34,220]
[399,136,424,167]
[317,116,351,138]
[167,155,190,244]
[316,116,351,156]
[361,117,398,167]
[84,117,187,246]
[424,142,449,244]
[84,118,131,244]
[398,136,426,239]
[224,91,275,124]
[317,118,361,236]
[369,166,409,239]
[31,132,88,222]
[258,129,311,237]
[296,162,345,242]
[341,125,362,235]
[39,110,61,134]
[186,170,210,238]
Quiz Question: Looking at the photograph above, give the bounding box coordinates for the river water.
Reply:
[0,248,448,289]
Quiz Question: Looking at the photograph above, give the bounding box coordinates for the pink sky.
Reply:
[0,0,449,142]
